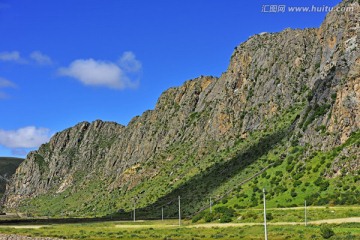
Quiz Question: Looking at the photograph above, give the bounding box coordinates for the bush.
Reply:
[234,204,245,209]
[287,155,295,163]
[314,177,323,186]
[203,212,216,223]
[275,171,283,177]
[286,164,295,173]
[266,212,273,221]
[320,225,335,239]
[220,214,232,223]
[215,206,235,223]
[293,180,302,187]
[319,181,330,191]
[215,206,235,216]
[192,212,204,223]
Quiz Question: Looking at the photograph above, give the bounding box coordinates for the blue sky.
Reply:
[0,0,341,157]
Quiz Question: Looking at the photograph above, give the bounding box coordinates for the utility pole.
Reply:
[178,196,181,226]
[263,188,268,240]
[305,200,307,226]
[210,197,212,213]
[133,200,136,222]
[162,207,164,221]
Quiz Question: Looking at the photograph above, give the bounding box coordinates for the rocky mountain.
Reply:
[2,0,359,218]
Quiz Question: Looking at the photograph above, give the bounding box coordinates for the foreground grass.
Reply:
[0,219,359,240]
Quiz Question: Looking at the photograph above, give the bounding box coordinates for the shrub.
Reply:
[286,164,295,173]
[220,214,232,223]
[319,181,330,191]
[266,212,273,221]
[192,212,204,223]
[215,206,235,217]
[293,180,302,187]
[320,225,335,239]
[214,206,235,223]
[203,212,216,222]
[314,177,323,186]
[287,155,295,163]
[291,147,299,154]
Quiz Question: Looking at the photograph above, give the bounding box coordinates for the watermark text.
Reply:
[261,5,354,13]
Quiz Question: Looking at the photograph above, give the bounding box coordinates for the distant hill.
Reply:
[0,157,24,200]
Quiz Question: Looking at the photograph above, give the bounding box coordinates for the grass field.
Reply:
[0,220,359,239]
[1,206,360,239]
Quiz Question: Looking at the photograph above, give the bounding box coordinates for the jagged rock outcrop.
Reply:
[2,0,359,216]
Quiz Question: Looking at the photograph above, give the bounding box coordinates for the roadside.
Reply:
[0,234,63,240]
[189,217,360,228]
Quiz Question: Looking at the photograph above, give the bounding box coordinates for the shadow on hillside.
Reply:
[109,123,295,220]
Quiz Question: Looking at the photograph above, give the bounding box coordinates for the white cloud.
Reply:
[0,77,16,99]
[0,78,16,88]
[59,59,127,89]
[0,51,24,63]
[0,50,53,65]
[58,52,141,89]
[118,51,142,72]
[0,126,51,148]
[30,51,52,65]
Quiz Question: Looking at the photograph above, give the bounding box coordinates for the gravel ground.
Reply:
[0,235,64,240]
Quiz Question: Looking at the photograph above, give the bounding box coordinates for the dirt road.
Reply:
[1,217,359,230]
[189,217,360,228]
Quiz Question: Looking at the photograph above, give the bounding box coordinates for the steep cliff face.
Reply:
[3,0,359,216]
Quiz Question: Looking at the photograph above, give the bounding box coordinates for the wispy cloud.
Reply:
[30,51,53,65]
[0,78,16,88]
[0,50,53,65]
[0,51,26,64]
[0,126,51,149]
[0,77,16,99]
[58,51,141,90]
[118,51,142,72]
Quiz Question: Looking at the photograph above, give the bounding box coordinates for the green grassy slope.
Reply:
[191,131,360,223]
